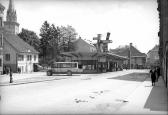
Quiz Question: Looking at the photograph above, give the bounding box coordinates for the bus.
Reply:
[46,62,83,76]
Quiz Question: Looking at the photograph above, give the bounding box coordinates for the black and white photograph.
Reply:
[0,0,167,114]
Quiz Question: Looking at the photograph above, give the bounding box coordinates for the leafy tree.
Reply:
[39,21,78,64]
[58,25,77,52]
[18,28,40,51]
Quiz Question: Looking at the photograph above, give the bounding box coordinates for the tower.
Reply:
[4,0,19,34]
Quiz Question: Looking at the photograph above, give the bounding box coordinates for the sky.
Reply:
[1,0,159,53]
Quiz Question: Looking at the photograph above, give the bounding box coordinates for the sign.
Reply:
[101,40,112,44]
[93,37,99,40]
[99,57,106,62]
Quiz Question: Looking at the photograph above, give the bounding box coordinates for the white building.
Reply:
[2,0,39,73]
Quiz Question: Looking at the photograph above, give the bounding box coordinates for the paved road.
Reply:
[0,70,167,114]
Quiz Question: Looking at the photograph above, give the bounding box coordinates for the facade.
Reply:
[0,3,5,74]
[146,45,159,68]
[3,33,39,73]
[110,43,147,69]
[2,0,39,73]
[62,37,128,73]
[157,0,168,87]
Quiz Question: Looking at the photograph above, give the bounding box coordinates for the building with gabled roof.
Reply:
[110,43,147,69]
[146,45,159,67]
[2,0,39,73]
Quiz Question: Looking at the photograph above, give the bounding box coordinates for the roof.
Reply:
[110,45,146,57]
[72,38,97,53]
[4,33,39,54]
[149,45,159,52]
[0,3,5,11]
[61,52,128,61]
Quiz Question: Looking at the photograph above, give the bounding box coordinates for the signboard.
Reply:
[99,57,106,62]
[101,40,112,44]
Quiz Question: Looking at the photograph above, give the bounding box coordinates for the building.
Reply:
[2,0,39,73]
[61,37,128,73]
[0,3,5,74]
[157,0,168,87]
[146,45,159,68]
[110,43,147,69]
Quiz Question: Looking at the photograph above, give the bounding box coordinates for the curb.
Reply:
[0,77,71,86]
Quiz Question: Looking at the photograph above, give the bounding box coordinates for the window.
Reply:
[18,55,24,61]
[0,17,2,27]
[0,34,2,47]
[34,55,36,61]
[0,58,2,66]
[5,54,10,61]
[27,55,32,61]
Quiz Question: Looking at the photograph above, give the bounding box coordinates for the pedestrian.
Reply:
[156,66,160,82]
[9,67,13,83]
[149,68,156,86]
[6,67,9,75]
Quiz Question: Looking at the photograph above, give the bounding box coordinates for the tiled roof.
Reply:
[151,45,159,51]
[4,33,39,54]
[110,45,146,57]
[72,38,97,52]
[0,3,5,10]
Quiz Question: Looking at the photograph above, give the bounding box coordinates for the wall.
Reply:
[3,39,17,72]
[18,53,38,73]
[158,0,168,87]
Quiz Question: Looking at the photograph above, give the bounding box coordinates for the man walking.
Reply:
[150,68,156,86]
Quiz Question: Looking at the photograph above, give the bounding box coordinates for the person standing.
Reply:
[156,66,160,81]
[149,68,156,86]
[9,67,13,83]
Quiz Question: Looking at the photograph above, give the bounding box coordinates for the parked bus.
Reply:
[46,62,83,76]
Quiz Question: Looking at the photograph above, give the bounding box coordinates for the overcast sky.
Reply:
[1,0,159,53]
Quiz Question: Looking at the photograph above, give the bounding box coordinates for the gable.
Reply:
[111,45,146,57]
[73,38,97,53]
[4,33,39,54]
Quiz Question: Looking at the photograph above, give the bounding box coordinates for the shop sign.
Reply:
[99,57,106,62]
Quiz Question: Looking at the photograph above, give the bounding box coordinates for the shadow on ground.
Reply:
[107,73,149,82]
[144,78,168,111]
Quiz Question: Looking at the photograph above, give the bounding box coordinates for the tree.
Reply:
[39,21,78,64]
[49,24,60,60]
[58,25,77,52]
[18,28,40,51]
[39,21,51,62]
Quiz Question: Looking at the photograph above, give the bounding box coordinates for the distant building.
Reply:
[2,0,39,73]
[146,45,159,68]
[110,43,147,69]
[157,0,168,87]
[0,3,5,74]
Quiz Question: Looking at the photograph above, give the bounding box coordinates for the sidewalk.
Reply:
[0,72,71,86]
[117,76,168,114]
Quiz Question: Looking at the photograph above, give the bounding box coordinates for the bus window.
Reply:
[71,63,77,68]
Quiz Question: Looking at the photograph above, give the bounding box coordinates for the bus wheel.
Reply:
[47,71,52,76]
[67,70,72,76]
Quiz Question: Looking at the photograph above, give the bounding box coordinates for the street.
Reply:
[0,70,167,114]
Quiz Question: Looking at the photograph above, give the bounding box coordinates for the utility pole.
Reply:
[129,43,132,69]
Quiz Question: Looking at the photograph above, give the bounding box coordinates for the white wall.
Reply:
[18,53,39,73]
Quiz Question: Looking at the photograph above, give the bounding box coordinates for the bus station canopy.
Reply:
[61,52,128,61]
